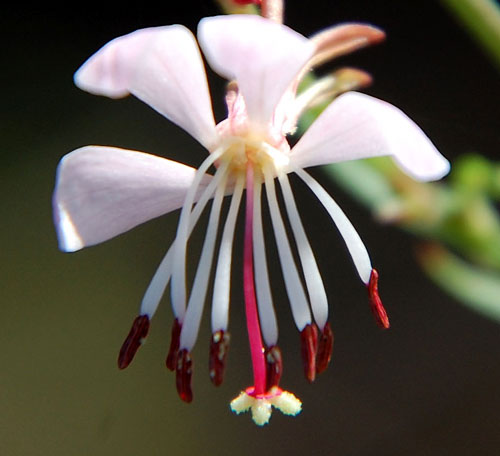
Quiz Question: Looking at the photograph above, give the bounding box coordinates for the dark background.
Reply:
[2,1,500,455]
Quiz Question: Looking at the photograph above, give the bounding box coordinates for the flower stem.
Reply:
[440,0,500,71]
[244,163,266,395]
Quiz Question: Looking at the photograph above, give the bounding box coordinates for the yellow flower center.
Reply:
[217,136,290,180]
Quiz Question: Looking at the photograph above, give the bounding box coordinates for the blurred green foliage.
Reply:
[303,0,500,323]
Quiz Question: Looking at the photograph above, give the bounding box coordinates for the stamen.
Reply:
[293,167,372,285]
[166,318,182,371]
[244,163,267,395]
[118,315,150,369]
[176,349,193,403]
[265,345,283,391]
[141,159,229,319]
[368,269,390,329]
[179,168,229,351]
[289,68,372,124]
[172,148,225,323]
[209,330,231,386]
[252,174,278,347]
[279,173,329,330]
[261,142,290,171]
[262,0,284,24]
[263,166,312,331]
[316,322,334,375]
[211,174,245,333]
[225,81,239,119]
[300,323,318,383]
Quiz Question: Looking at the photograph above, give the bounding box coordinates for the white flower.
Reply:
[53,14,450,425]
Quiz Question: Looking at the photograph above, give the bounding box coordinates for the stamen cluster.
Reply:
[53,12,449,426]
[118,134,383,425]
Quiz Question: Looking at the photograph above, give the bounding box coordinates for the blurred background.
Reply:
[2,1,500,455]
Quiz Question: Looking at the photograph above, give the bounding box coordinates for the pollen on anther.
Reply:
[176,349,194,403]
[265,345,283,390]
[209,330,230,386]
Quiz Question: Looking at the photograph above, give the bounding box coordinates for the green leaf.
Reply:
[418,243,500,322]
[323,160,397,210]
[440,0,500,71]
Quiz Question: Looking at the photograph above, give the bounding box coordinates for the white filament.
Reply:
[252,174,278,346]
[171,148,225,319]
[211,173,245,332]
[294,167,372,284]
[278,173,329,329]
[263,166,311,331]
[180,169,229,351]
[287,75,337,126]
[140,162,230,318]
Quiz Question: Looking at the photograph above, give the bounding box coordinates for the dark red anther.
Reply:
[166,318,182,371]
[265,345,283,391]
[300,323,319,383]
[316,322,334,375]
[118,315,150,370]
[176,349,193,403]
[368,269,390,329]
[209,330,231,387]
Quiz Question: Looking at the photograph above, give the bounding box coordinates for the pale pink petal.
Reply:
[74,26,219,150]
[53,146,212,252]
[290,92,450,181]
[197,15,314,128]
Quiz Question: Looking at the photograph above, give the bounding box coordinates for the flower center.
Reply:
[218,136,290,180]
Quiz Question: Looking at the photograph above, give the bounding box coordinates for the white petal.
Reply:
[290,92,450,181]
[74,26,218,149]
[198,15,314,127]
[53,146,212,252]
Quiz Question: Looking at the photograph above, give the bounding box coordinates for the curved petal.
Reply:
[74,26,218,150]
[308,23,385,69]
[290,92,450,181]
[53,146,212,252]
[198,15,314,128]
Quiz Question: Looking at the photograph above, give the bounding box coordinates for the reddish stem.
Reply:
[243,164,267,395]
